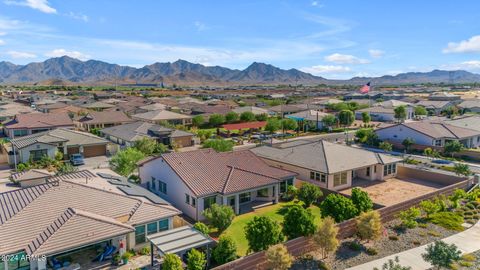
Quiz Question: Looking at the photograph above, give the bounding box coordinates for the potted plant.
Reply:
[121,252,132,264]
[112,254,121,266]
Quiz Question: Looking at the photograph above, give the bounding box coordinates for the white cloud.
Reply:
[0,39,5,45]
[7,50,37,58]
[324,53,369,64]
[44,49,90,60]
[368,49,385,58]
[4,0,57,14]
[311,1,323,7]
[441,60,480,71]
[66,12,89,22]
[443,35,480,53]
[194,21,208,31]
[300,65,350,75]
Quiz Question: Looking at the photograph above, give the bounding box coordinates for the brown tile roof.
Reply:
[4,113,74,129]
[75,111,133,125]
[0,170,180,256]
[158,149,296,196]
[379,122,480,139]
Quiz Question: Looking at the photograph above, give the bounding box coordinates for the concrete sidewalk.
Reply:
[346,221,480,270]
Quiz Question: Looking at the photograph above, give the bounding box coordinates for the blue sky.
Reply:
[1,0,480,79]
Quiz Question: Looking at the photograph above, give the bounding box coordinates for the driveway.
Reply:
[78,156,111,170]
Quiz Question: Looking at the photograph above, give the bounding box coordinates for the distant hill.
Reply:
[1,56,480,86]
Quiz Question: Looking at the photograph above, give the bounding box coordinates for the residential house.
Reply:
[138,149,297,220]
[0,103,35,121]
[0,170,181,270]
[428,91,462,102]
[446,115,480,132]
[10,128,109,164]
[81,101,116,111]
[132,110,193,126]
[458,99,480,113]
[286,110,332,130]
[74,111,133,131]
[375,121,480,150]
[415,100,453,115]
[3,113,74,138]
[251,140,401,191]
[101,121,195,148]
[232,106,269,115]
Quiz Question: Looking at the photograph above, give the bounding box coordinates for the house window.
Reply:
[147,222,158,235]
[13,129,28,137]
[135,225,146,244]
[366,167,370,177]
[333,172,348,187]
[159,219,169,231]
[30,149,48,161]
[151,178,156,190]
[374,166,377,173]
[158,180,167,194]
[204,196,216,210]
[5,252,29,270]
[257,188,269,197]
[239,192,251,203]
[320,174,326,183]
[383,163,397,176]
[310,171,315,180]
[191,197,196,207]
[434,139,442,146]
[185,194,190,204]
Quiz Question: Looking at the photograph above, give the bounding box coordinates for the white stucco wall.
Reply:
[376,125,434,146]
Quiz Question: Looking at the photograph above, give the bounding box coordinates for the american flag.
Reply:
[360,82,371,94]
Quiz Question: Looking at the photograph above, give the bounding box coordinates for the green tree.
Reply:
[208,113,226,127]
[192,115,205,127]
[402,138,415,152]
[202,139,234,152]
[255,113,268,121]
[338,110,355,127]
[361,112,371,125]
[265,118,281,133]
[225,111,239,123]
[186,249,206,270]
[133,137,167,155]
[397,207,421,228]
[313,216,339,259]
[394,106,407,122]
[351,187,373,213]
[281,118,298,131]
[444,141,464,158]
[245,216,284,252]
[202,204,235,232]
[284,185,297,201]
[415,106,427,116]
[321,114,337,129]
[297,183,323,207]
[282,204,316,239]
[265,244,293,270]
[422,240,461,270]
[212,235,237,264]
[453,163,471,177]
[320,194,359,222]
[419,200,441,218]
[193,222,210,235]
[163,253,184,270]
[240,111,256,122]
[109,148,146,176]
[379,141,393,152]
[356,211,383,241]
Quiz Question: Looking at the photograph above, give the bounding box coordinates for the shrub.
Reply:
[320,194,358,222]
[317,261,331,270]
[297,183,323,207]
[202,139,234,152]
[429,212,464,231]
[284,185,297,201]
[366,247,378,256]
[461,253,476,262]
[427,230,441,237]
[397,207,421,228]
[313,216,339,259]
[245,216,284,252]
[110,147,146,176]
[422,240,461,270]
[388,235,399,241]
[356,211,383,241]
[419,200,440,218]
[212,235,237,264]
[351,187,373,213]
[265,244,292,270]
[163,253,184,270]
[193,222,210,235]
[418,223,428,228]
[140,246,150,255]
[348,241,362,251]
[202,204,235,232]
[372,256,412,270]
[413,240,421,245]
[186,248,206,270]
[282,204,316,239]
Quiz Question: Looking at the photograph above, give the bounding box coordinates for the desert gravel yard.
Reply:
[340,177,444,207]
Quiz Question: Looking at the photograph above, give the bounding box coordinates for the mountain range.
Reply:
[1,56,480,86]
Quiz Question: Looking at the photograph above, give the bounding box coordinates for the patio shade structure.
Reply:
[221,121,266,131]
[147,225,215,267]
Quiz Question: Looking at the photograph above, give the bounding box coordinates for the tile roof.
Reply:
[251,140,402,174]
[157,149,296,196]
[11,169,52,182]
[232,106,269,115]
[4,113,74,129]
[81,101,115,109]
[75,111,132,125]
[380,121,480,139]
[416,100,452,109]
[11,128,108,149]
[0,170,180,256]
[132,110,192,121]
[446,115,480,132]
[458,99,480,109]
[101,121,193,142]
[221,121,267,131]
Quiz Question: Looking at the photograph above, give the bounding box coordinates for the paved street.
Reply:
[347,221,480,270]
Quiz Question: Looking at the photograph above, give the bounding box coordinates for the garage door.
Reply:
[83,144,107,158]
[67,147,80,157]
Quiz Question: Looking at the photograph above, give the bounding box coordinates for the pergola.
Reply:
[147,225,215,267]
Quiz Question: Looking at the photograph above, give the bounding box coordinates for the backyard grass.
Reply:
[219,201,322,256]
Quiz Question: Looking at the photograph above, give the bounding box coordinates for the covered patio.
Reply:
[147,225,215,268]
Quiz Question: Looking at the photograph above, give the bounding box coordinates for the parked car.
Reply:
[70,153,85,166]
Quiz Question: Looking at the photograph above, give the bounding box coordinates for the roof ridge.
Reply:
[320,140,330,174]
[127,201,144,221]
[221,166,236,193]
[438,122,459,139]
[229,165,280,180]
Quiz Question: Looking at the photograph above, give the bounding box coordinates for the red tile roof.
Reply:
[222,121,267,131]
[75,111,133,125]
[4,113,74,129]
[159,149,296,196]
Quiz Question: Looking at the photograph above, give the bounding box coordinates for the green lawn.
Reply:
[219,201,322,256]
